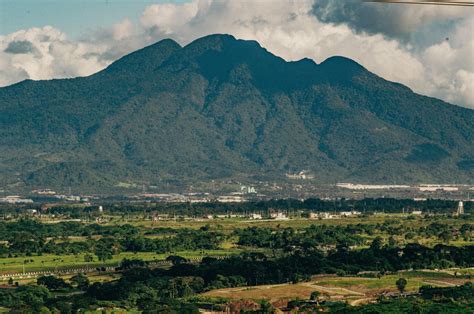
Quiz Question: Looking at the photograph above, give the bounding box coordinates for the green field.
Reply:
[0,249,244,274]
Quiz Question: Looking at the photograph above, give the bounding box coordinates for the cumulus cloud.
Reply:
[422,16,474,106]
[311,0,470,42]
[0,0,472,109]
[0,26,109,85]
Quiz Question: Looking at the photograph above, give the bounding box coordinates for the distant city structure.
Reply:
[0,195,33,204]
[240,185,257,194]
[270,212,289,220]
[248,213,263,220]
[286,170,315,180]
[216,195,245,203]
[32,189,56,195]
[340,210,362,217]
[337,183,410,190]
[419,184,459,192]
[454,201,464,216]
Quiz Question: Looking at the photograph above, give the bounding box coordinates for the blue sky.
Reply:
[0,0,472,108]
[0,0,187,38]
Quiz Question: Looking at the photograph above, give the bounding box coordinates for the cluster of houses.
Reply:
[0,195,33,204]
[308,210,362,219]
[196,210,364,221]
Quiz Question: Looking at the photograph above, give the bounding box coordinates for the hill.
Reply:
[0,34,473,191]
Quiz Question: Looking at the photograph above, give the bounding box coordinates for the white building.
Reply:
[248,213,263,220]
[336,183,410,190]
[217,195,245,203]
[454,201,464,216]
[0,196,33,204]
[270,212,289,220]
[240,185,257,194]
[340,211,362,217]
[418,184,459,192]
[308,212,319,219]
[286,170,315,180]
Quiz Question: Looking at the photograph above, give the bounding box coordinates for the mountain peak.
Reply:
[101,38,181,75]
[320,56,365,71]
[1,34,473,189]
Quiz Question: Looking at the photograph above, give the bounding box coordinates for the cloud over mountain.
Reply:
[311,0,470,41]
[0,0,472,108]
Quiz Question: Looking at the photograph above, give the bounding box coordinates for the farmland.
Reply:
[203,270,472,305]
[0,201,472,313]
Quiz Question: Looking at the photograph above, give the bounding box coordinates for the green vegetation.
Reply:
[0,204,472,312]
[1,34,473,190]
[396,277,408,293]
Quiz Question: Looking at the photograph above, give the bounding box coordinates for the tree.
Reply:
[83,254,94,262]
[95,248,113,262]
[388,236,397,248]
[370,236,384,251]
[438,230,452,243]
[37,275,70,291]
[70,273,89,290]
[310,291,321,305]
[94,242,114,262]
[396,277,407,294]
[166,255,188,266]
[259,300,274,314]
[11,285,51,312]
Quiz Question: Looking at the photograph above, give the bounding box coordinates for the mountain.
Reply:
[0,34,473,191]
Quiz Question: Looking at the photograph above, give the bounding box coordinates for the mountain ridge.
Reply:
[0,34,473,191]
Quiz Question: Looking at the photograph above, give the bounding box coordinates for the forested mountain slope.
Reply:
[1,34,473,189]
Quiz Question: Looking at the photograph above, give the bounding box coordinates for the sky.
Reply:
[0,0,473,108]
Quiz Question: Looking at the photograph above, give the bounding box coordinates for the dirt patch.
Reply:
[203,283,316,300]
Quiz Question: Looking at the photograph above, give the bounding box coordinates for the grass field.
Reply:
[202,271,472,305]
[39,214,471,239]
[0,248,244,274]
[2,214,471,274]
[106,214,408,231]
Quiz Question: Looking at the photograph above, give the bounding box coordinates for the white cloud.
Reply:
[0,26,109,84]
[111,19,135,41]
[0,0,472,109]
[140,1,201,35]
[311,0,470,42]
[422,17,474,106]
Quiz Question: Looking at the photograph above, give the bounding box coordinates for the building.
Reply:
[0,196,33,204]
[418,184,459,192]
[454,201,464,216]
[32,189,56,195]
[308,212,319,219]
[340,211,362,217]
[286,170,315,180]
[240,185,257,194]
[270,212,289,220]
[248,213,262,220]
[216,195,245,203]
[336,183,410,190]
